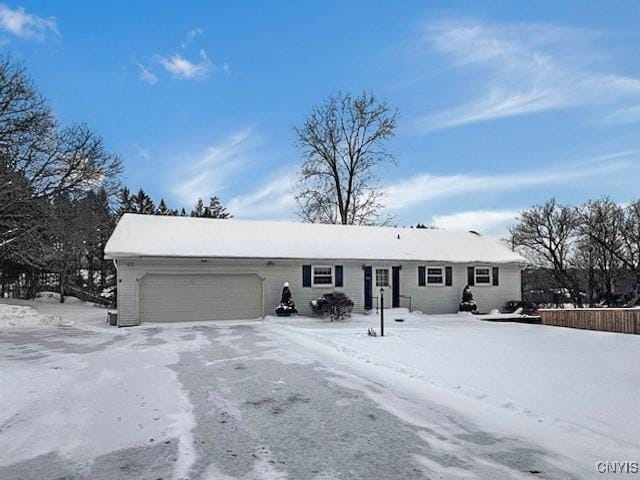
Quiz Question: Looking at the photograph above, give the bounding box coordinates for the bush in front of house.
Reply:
[459,285,478,313]
[310,292,354,321]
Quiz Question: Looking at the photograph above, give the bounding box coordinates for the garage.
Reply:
[138,273,263,322]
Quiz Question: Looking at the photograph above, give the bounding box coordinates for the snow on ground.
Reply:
[0,303,74,328]
[0,300,208,479]
[1,301,639,478]
[264,309,640,476]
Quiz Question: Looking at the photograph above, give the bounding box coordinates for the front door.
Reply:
[363,266,373,310]
[392,266,401,308]
[374,267,392,308]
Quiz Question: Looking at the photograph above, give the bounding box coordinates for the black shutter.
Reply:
[302,265,312,287]
[445,266,453,286]
[418,266,426,286]
[492,266,499,286]
[335,265,344,287]
[467,266,475,286]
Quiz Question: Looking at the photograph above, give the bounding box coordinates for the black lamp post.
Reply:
[379,287,384,337]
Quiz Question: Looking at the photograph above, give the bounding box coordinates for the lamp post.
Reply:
[379,287,384,337]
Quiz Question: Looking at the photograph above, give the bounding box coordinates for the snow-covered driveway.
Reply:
[0,302,637,479]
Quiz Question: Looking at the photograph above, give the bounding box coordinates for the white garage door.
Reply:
[139,273,263,322]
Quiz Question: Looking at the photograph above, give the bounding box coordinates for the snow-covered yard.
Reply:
[268,311,640,476]
[1,300,639,479]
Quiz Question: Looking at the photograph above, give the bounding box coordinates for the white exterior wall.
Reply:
[115,257,522,326]
[116,258,366,326]
[399,263,522,314]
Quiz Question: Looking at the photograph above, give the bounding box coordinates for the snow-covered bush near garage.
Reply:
[310,292,354,321]
[0,304,74,328]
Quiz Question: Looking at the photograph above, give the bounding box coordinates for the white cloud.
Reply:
[385,151,633,210]
[172,128,254,205]
[414,20,640,131]
[0,3,58,40]
[156,50,212,80]
[430,209,519,236]
[136,63,158,85]
[227,171,296,220]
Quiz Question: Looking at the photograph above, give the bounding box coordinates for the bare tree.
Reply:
[0,55,122,266]
[294,92,398,225]
[620,200,640,303]
[510,198,584,307]
[576,198,625,305]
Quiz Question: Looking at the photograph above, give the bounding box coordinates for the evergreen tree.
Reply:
[207,196,231,219]
[133,188,155,214]
[179,208,187,216]
[156,198,172,215]
[116,187,135,216]
[191,198,205,217]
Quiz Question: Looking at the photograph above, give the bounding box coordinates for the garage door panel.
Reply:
[139,273,263,322]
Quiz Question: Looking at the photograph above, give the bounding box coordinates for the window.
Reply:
[426,267,444,285]
[475,266,491,285]
[312,266,333,286]
[376,268,389,287]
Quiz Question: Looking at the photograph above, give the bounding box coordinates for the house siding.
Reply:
[115,257,521,326]
[399,262,521,314]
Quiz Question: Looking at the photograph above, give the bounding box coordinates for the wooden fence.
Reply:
[538,309,640,335]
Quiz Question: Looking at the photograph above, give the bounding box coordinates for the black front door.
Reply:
[392,266,401,308]
[363,265,373,310]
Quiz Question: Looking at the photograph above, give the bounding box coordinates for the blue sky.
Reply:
[4,1,640,235]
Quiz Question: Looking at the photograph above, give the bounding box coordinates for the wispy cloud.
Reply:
[228,171,296,219]
[414,19,640,131]
[136,62,157,85]
[0,3,58,40]
[133,144,151,161]
[385,151,634,210]
[156,49,212,80]
[172,128,254,205]
[181,28,203,49]
[603,104,640,126]
[430,209,519,237]
[137,29,228,84]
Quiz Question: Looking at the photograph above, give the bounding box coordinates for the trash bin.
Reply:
[107,311,118,326]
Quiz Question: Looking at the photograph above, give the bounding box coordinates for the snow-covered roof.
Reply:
[104,213,526,264]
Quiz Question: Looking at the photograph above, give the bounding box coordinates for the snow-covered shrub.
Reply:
[275,282,297,317]
[459,285,478,313]
[310,292,354,321]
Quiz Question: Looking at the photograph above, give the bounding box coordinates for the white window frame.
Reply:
[312,265,333,287]
[426,266,444,286]
[375,268,390,287]
[474,266,492,286]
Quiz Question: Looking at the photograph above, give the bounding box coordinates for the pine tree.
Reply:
[179,208,187,216]
[156,199,172,215]
[191,198,205,217]
[116,187,135,216]
[208,196,231,219]
[133,189,155,214]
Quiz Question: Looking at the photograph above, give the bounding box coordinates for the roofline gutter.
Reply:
[104,253,527,265]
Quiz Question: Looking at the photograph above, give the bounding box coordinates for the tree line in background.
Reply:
[116,188,230,219]
[511,197,640,308]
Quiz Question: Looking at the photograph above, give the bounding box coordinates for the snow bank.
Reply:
[0,304,74,328]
